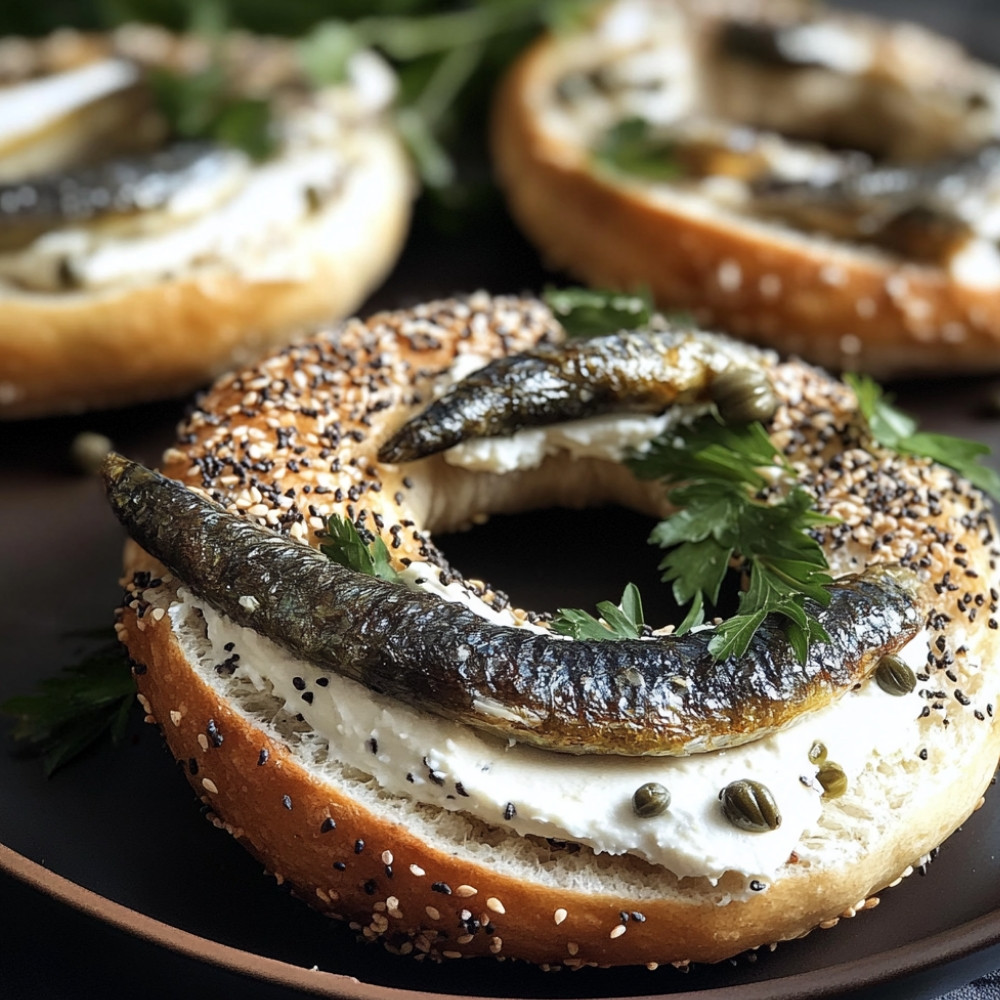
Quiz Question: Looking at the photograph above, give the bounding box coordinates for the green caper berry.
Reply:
[875,654,917,697]
[816,762,848,799]
[807,740,827,765]
[710,368,779,425]
[632,781,671,818]
[719,779,781,832]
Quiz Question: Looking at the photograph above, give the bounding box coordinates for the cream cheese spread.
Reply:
[172,584,929,889]
[0,58,140,151]
[0,49,399,292]
[0,148,344,290]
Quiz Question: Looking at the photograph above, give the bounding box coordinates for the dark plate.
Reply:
[4,1,1000,996]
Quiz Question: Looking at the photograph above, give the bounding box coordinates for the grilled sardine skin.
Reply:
[378,329,764,464]
[0,142,246,252]
[104,453,921,756]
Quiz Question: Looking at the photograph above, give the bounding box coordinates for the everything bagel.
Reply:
[0,25,413,418]
[108,293,1000,968]
[492,0,1000,377]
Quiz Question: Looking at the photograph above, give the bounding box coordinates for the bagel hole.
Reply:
[436,504,742,628]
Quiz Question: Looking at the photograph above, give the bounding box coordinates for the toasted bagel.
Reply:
[0,25,414,417]
[492,0,1000,377]
[112,293,1000,967]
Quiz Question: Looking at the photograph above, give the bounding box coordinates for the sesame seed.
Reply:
[202,778,218,794]
[554,908,567,925]
[486,897,506,914]
[425,906,441,921]
[609,924,627,939]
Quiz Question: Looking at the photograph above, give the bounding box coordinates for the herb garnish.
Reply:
[846,373,1000,501]
[294,2,590,191]
[628,417,839,661]
[543,285,654,337]
[146,2,277,161]
[149,68,276,161]
[1,633,134,777]
[551,583,644,640]
[321,514,402,582]
[594,117,684,183]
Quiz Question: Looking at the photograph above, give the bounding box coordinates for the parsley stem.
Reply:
[412,38,485,130]
[352,4,538,62]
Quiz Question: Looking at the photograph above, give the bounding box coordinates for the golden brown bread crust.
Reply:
[491,0,1000,378]
[117,586,1000,967]
[112,293,1000,967]
[0,28,414,418]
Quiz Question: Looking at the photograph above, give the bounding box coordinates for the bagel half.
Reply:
[0,26,414,418]
[113,293,1000,969]
[492,0,1000,377]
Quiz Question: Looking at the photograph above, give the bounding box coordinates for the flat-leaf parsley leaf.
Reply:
[629,416,839,661]
[321,514,401,582]
[544,285,654,338]
[551,583,644,640]
[1,633,135,777]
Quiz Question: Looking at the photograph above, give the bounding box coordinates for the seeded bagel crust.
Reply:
[492,0,1000,378]
[0,28,414,418]
[114,293,1000,968]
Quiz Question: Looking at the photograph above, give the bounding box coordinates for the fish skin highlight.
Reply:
[103,453,922,757]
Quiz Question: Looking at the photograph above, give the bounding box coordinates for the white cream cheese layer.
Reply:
[0,49,399,292]
[444,412,676,473]
[0,58,139,150]
[172,584,929,888]
[0,148,343,290]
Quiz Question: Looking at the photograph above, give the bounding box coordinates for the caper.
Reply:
[875,653,917,697]
[632,781,671,818]
[719,779,781,832]
[816,762,848,799]
[807,740,827,765]
[710,368,779,425]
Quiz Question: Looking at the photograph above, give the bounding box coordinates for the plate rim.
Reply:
[3,839,999,1000]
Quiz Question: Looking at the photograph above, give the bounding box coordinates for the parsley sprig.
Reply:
[321,514,402,582]
[551,583,644,640]
[847,373,1000,501]
[594,117,684,183]
[543,285,654,338]
[146,1,278,161]
[628,418,839,661]
[1,634,134,777]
